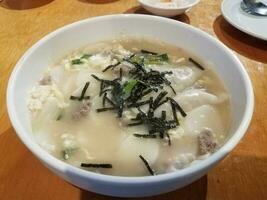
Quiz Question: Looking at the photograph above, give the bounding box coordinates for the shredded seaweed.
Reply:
[161,110,166,120]
[91,50,188,145]
[124,58,146,73]
[102,93,107,107]
[102,61,121,72]
[140,49,158,55]
[127,99,150,108]
[139,155,155,176]
[189,57,205,70]
[127,121,143,126]
[79,82,90,100]
[81,163,112,168]
[127,107,177,144]
[70,82,90,101]
[170,100,179,125]
[96,107,116,112]
[165,132,171,146]
[153,91,168,109]
[168,97,187,117]
[133,134,157,138]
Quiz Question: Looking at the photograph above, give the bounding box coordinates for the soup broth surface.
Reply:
[27,37,231,176]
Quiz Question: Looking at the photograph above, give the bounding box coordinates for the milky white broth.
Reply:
[27,37,231,176]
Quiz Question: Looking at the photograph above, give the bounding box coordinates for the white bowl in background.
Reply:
[138,0,200,17]
[7,14,254,197]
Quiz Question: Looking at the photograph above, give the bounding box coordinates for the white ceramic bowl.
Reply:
[138,0,200,17]
[7,14,254,197]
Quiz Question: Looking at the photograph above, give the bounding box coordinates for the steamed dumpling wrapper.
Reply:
[184,105,224,138]
[174,88,228,112]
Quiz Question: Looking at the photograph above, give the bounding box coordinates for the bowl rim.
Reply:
[138,0,200,11]
[7,14,254,184]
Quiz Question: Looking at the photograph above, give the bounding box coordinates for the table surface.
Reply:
[1,0,267,199]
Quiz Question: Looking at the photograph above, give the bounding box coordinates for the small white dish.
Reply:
[221,0,267,41]
[138,0,200,17]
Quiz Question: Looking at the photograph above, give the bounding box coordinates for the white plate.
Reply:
[138,0,200,17]
[221,0,267,41]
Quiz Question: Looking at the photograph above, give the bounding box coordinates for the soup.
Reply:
[27,37,231,176]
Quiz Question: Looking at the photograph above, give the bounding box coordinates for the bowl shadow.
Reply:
[78,0,118,4]
[0,0,54,10]
[79,175,207,200]
[213,15,267,63]
[124,6,190,24]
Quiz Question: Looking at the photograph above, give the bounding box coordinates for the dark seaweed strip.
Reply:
[102,93,107,107]
[148,97,154,118]
[99,81,104,97]
[133,134,157,138]
[100,88,112,96]
[70,96,79,100]
[70,96,90,100]
[127,121,143,126]
[102,62,121,72]
[169,85,176,95]
[129,53,135,59]
[119,68,123,80]
[169,98,187,117]
[167,120,179,129]
[140,49,158,55]
[139,155,155,176]
[70,82,90,101]
[79,82,90,101]
[130,113,143,121]
[123,58,146,73]
[159,131,164,138]
[189,58,205,70]
[92,74,119,89]
[141,88,153,97]
[153,91,168,109]
[156,98,169,107]
[161,111,166,120]
[105,96,116,107]
[170,100,178,124]
[131,117,140,121]
[96,107,115,112]
[91,74,101,81]
[127,99,151,108]
[81,163,112,168]
[165,132,171,146]
[117,103,124,118]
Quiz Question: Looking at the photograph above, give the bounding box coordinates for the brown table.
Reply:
[0,0,267,199]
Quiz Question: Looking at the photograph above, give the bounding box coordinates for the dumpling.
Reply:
[169,66,203,92]
[117,134,160,175]
[183,105,224,138]
[152,65,203,92]
[49,66,79,95]
[174,89,228,112]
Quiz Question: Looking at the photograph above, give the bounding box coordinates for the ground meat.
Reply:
[39,75,51,85]
[198,129,217,155]
[72,101,90,120]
